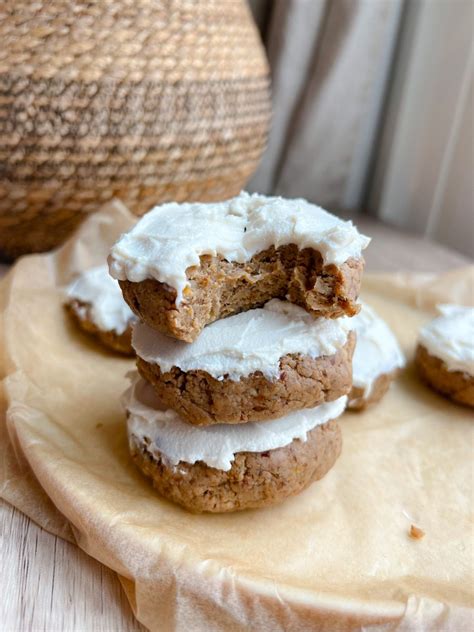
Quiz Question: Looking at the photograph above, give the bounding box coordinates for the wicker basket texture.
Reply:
[0,0,271,259]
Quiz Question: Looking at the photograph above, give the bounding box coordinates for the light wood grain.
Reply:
[0,218,470,632]
[1,502,145,632]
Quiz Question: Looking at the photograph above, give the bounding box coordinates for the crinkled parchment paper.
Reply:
[1,202,473,631]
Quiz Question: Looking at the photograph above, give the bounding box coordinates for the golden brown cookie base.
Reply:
[348,370,398,411]
[415,344,474,408]
[136,333,355,425]
[119,246,364,342]
[129,419,342,513]
[65,299,134,356]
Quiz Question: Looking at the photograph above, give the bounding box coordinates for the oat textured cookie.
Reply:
[347,303,405,410]
[124,374,345,513]
[133,299,355,425]
[416,305,474,407]
[109,192,370,342]
[65,265,136,355]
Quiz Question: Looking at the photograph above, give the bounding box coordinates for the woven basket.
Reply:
[0,1,271,260]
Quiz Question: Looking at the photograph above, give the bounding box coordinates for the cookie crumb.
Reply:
[409,524,425,540]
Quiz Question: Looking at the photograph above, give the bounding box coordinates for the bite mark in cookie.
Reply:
[109,192,369,341]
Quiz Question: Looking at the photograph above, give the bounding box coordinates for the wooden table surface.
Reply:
[1,217,470,632]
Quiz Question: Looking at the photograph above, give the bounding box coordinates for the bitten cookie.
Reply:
[124,373,345,513]
[133,299,355,425]
[65,265,136,355]
[109,192,370,342]
[416,304,474,407]
[347,303,405,410]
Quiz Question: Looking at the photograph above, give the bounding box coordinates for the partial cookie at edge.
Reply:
[129,419,342,513]
[65,299,134,356]
[415,343,474,408]
[348,370,399,411]
[119,246,364,342]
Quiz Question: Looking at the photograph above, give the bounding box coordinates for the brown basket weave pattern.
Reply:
[0,1,271,259]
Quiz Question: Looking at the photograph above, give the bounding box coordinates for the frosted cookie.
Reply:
[65,265,136,355]
[133,299,355,425]
[125,373,345,513]
[348,303,405,410]
[416,305,474,407]
[109,192,370,342]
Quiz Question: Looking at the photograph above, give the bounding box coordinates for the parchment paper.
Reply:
[1,202,473,631]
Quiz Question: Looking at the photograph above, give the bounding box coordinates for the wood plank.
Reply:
[1,502,145,632]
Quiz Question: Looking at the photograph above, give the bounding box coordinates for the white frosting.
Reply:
[351,303,405,397]
[66,265,135,335]
[124,373,347,471]
[132,298,352,381]
[109,191,370,302]
[419,304,474,375]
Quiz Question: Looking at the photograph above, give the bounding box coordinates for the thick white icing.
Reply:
[132,298,352,381]
[124,373,347,471]
[351,303,405,397]
[419,304,474,375]
[109,191,370,302]
[66,265,135,335]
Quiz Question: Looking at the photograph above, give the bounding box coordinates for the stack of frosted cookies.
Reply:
[109,192,370,513]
